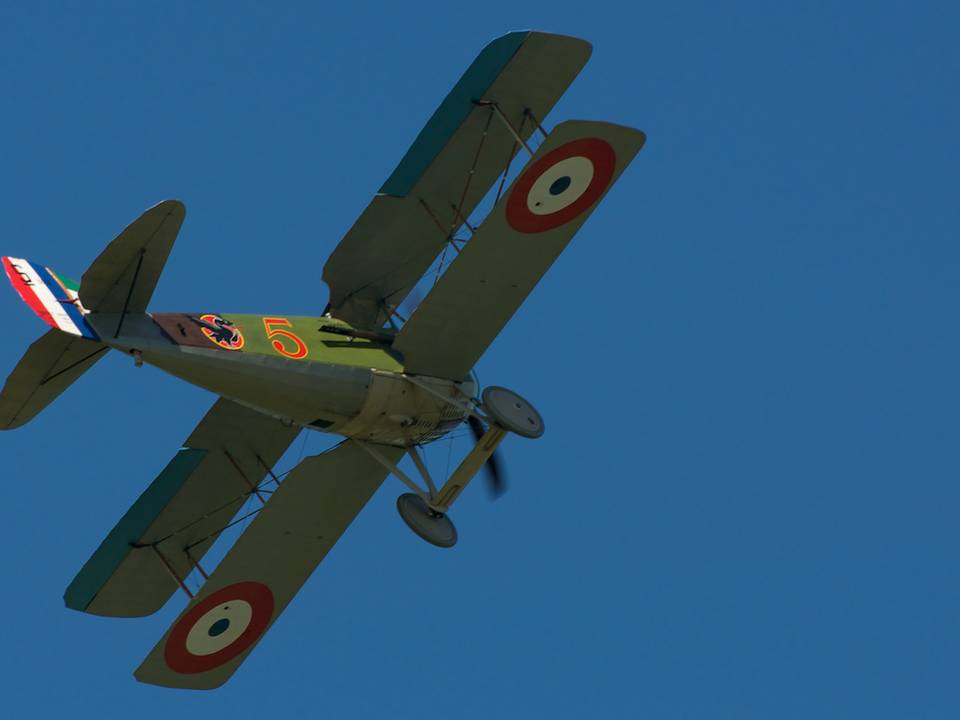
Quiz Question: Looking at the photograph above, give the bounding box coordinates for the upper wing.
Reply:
[134,440,402,690]
[322,31,591,328]
[393,120,646,380]
[64,398,299,617]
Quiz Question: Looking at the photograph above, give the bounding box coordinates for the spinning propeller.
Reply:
[398,387,544,548]
[467,414,507,499]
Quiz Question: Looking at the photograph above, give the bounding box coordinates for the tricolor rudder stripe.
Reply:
[2,256,98,340]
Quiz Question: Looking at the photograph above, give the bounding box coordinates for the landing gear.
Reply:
[481,386,544,439]
[396,493,458,548]
[354,382,544,548]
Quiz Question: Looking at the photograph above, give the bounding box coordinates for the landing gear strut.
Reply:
[360,385,543,548]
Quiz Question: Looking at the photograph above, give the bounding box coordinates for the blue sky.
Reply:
[2,1,958,717]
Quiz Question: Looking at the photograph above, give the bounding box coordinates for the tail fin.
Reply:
[0,330,106,429]
[2,257,98,339]
[2,254,103,430]
[1,199,185,428]
[4,199,185,338]
[80,199,185,316]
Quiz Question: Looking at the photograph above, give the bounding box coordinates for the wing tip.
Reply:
[511,29,593,62]
[133,669,230,691]
[148,198,187,217]
[551,119,647,151]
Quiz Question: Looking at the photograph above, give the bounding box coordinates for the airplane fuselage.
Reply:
[87,311,474,446]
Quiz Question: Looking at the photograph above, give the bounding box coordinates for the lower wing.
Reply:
[64,398,299,617]
[134,440,402,689]
[393,120,645,380]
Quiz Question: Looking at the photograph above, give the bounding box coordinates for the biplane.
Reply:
[0,31,645,689]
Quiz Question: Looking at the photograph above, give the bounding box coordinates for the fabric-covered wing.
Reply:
[322,31,591,329]
[134,440,402,690]
[64,398,299,617]
[80,199,185,317]
[393,120,646,380]
[0,330,106,429]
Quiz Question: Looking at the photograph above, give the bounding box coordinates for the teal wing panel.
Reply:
[322,32,592,328]
[379,31,529,197]
[64,398,299,617]
[134,441,402,690]
[393,120,646,380]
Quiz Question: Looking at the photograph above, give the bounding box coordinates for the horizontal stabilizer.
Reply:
[0,330,106,430]
[80,200,185,320]
[135,441,401,689]
[64,399,299,617]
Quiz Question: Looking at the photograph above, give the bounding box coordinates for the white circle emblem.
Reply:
[525,156,595,216]
[184,600,254,656]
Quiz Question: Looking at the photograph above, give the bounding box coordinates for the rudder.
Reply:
[3,257,98,339]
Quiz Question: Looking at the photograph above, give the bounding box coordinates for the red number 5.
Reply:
[262,317,308,359]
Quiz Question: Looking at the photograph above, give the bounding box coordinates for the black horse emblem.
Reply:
[190,314,243,349]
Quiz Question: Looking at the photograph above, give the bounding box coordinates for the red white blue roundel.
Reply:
[505,137,616,234]
[165,581,274,674]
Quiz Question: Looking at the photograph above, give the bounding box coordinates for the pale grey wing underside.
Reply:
[64,398,300,617]
[393,120,646,381]
[135,440,403,690]
[322,32,592,328]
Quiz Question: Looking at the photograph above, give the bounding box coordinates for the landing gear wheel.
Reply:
[396,493,458,548]
[481,386,545,439]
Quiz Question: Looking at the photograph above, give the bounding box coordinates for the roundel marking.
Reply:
[198,313,245,351]
[164,581,274,674]
[505,137,617,234]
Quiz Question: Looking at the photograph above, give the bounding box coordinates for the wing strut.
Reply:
[149,544,195,600]
[64,399,300,618]
[475,100,535,157]
[524,107,551,141]
[135,441,401,689]
[132,460,285,603]
[127,443,297,605]
[393,120,646,380]
[322,32,593,328]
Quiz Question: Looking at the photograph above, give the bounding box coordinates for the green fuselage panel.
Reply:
[150,312,403,372]
[89,311,418,436]
[88,311,468,443]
